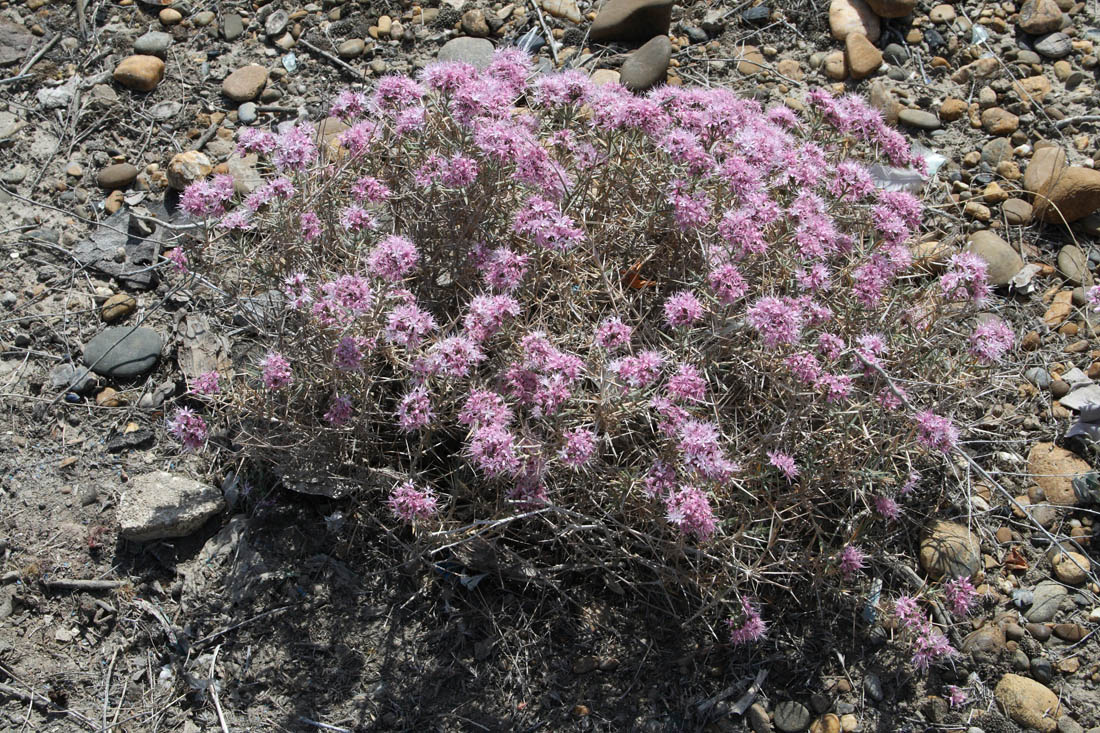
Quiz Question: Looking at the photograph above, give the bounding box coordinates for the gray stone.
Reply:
[438,36,496,69]
[149,101,182,121]
[1057,245,1092,286]
[1025,581,1067,622]
[982,137,1013,167]
[1,164,27,184]
[0,111,21,140]
[1017,49,1042,64]
[49,363,97,394]
[0,21,34,67]
[72,209,161,289]
[863,672,884,701]
[1025,367,1052,389]
[223,12,244,41]
[238,102,258,125]
[773,701,811,733]
[1030,657,1053,684]
[265,9,289,37]
[898,108,940,130]
[83,326,162,379]
[134,31,172,56]
[1034,32,1071,58]
[192,10,215,26]
[118,471,225,541]
[620,34,671,91]
[883,43,909,64]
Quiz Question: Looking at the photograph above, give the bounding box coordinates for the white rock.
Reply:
[118,471,225,541]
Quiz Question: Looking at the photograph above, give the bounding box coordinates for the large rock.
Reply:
[437,36,495,69]
[83,326,162,379]
[829,0,880,42]
[113,55,165,92]
[864,0,915,18]
[118,471,225,541]
[919,521,981,580]
[845,33,882,79]
[965,230,1023,286]
[1024,145,1067,197]
[590,0,673,42]
[994,674,1061,733]
[1027,442,1088,506]
[1035,167,1100,224]
[222,64,268,103]
[1017,0,1063,35]
[620,34,671,91]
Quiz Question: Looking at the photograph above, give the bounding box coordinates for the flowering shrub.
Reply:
[170,51,1010,665]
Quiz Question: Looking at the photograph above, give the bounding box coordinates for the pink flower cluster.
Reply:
[388,481,439,522]
[728,597,767,645]
[167,407,208,452]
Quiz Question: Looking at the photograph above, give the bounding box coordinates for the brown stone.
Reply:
[1003,198,1033,224]
[994,674,1061,732]
[1035,167,1100,224]
[864,0,915,18]
[1042,290,1073,326]
[589,0,673,42]
[166,150,213,191]
[983,182,1009,203]
[735,44,767,75]
[966,230,1024,286]
[101,293,136,323]
[1024,144,1068,206]
[776,58,804,81]
[823,50,848,80]
[829,0,880,42]
[1027,442,1088,506]
[97,163,138,190]
[1051,551,1090,585]
[1013,75,1053,104]
[1052,623,1088,642]
[1020,330,1040,350]
[1017,0,1063,34]
[113,55,165,92]
[939,97,968,121]
[222,64,269,103]
[845,32,882,79]
[919,521,981,580]
[951,57,998,84]
[982,108,1020,135]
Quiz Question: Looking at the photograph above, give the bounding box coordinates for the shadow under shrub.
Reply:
[168,50,1013,657]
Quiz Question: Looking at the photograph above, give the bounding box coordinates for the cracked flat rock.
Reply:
[118,471,225,541]
[83,326,162,379]
[72,209,161,288]
[0,21,34,67]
